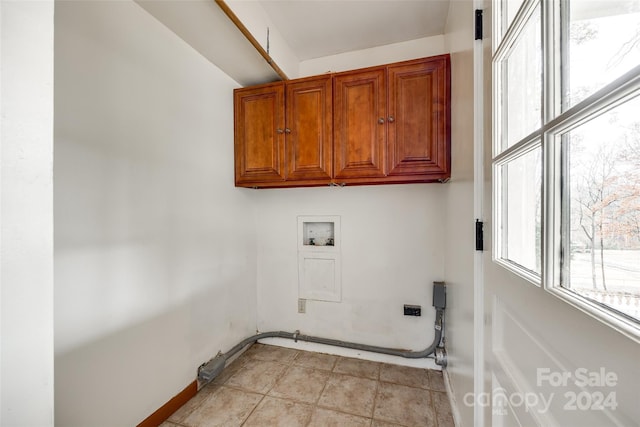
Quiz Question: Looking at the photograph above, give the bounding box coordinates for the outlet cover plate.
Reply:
[404,304,421,316]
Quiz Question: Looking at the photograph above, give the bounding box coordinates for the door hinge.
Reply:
[475,9,483,41]
[475,219,484,251]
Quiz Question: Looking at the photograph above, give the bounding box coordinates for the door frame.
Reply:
[473,1,488,426]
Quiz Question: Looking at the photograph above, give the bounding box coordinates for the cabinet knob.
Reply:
[285,128,291,134]
[388,116,395,123]
[378,118,385,124]
[276,128,284,134]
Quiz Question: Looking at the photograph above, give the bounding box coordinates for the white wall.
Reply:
[252,38,451,368]
[0,1,55,425]
[442,1,476,426]
[253,185,445,367]
[54,2,257,425]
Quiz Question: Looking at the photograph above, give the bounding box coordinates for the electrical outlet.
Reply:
[404,304,421,316]
[298,298,306,314]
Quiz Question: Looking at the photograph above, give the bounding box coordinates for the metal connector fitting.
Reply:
[434,347,447,368]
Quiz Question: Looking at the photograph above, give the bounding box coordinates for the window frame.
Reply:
[492,0,544,286]
[546,73,640,342]
[493,0,640,342]
[493,138,543,284]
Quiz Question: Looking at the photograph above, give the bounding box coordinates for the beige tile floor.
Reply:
[162,343,455,427]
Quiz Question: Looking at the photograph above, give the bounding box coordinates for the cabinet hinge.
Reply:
[475,9,483,41]
[475,219,484,251]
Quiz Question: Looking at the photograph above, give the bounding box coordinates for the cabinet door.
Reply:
[387,56,451,181]
[234,83,285,186]
[333,68,387,181]
[285,76,332,183]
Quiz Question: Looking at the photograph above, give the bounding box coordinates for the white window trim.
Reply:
[493,0,640,342]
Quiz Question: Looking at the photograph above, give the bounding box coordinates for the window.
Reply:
[493,1,543,282]
[500,4,542,151]
[493,0,640,338]
[496,144,542,277]
[563,2,640,109]
[561,95,640,322]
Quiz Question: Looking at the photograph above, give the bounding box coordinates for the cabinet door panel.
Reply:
[387,56,450,179]
[333,69,386,180]
[234,84,285,185]
[286,76,332,182]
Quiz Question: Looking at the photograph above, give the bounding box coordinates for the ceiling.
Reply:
[137,0,451,86]
[137,0,283,86]
[258,0,451,61]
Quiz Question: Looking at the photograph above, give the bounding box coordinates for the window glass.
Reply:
[563,1,640,109]
[500,146,542,275]
[506,0,526,25]
[563,94,640,321]
[498,0,527,42]
[494,0,640,335]
[500,6,542,151]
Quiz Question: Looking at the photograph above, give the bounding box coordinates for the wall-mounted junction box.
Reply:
[433,281,446,309]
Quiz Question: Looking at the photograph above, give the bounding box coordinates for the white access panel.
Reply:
[297,216,341,302]
[298,252,341,302]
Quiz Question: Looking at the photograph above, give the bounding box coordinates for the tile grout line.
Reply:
[168,344,453,427]
[238,390,267,426]
[239,348,300,426]
[371,360,381,426]
[305,357,333,426]
[370,373,380,423]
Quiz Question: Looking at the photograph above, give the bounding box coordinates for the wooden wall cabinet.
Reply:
[333,68,387,181]
[333,55,451,185]
[387,56,451,182]
[285,76,333,184]
[234,82,285,185]
[234,76,332,187]
[234,55,450,188]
